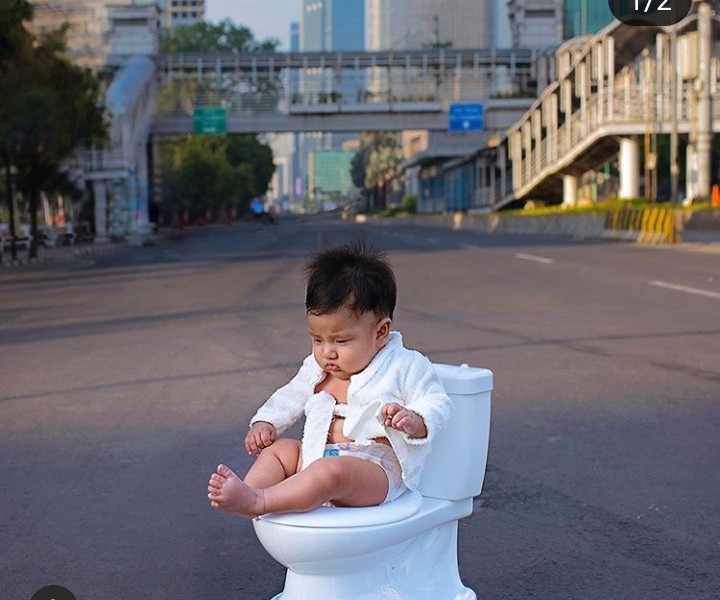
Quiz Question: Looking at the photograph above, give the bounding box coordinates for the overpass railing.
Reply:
[156,48,542,119]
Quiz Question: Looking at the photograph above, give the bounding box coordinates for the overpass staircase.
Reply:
[505,10,720,204]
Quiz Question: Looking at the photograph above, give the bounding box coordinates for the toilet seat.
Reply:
[256,489,422,528]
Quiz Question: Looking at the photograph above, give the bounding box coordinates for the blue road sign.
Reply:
[449,103,484,132]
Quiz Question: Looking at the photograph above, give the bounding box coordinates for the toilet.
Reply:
[252,363,493,600]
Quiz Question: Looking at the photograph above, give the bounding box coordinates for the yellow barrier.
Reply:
[605,206,679,244]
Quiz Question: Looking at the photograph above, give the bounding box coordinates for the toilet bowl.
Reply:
[252,363,493,600]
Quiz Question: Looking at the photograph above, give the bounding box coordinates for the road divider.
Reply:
[604,206,679,244]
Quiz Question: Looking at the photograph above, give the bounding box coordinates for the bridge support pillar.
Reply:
[691,0,713,202]
[619,137,639,199]
[93,180,108,241]
[562,175,578,207]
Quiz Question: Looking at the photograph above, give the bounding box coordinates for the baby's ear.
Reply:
[376,317,391,343]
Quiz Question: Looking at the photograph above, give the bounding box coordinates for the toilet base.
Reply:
[266,521,476,600]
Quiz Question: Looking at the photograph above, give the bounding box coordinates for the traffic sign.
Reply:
[449,103,484,132]
[193,107,227,135]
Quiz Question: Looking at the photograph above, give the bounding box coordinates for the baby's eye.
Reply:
[335,339,348,344]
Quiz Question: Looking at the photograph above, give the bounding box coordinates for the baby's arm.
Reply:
[380,402,427,438]
[245,421,277,455]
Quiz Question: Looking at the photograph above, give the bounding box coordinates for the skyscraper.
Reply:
[27,0,169,67]
[365,0,493,51]
[507,0,563,48]
[563,0,614,39]
[163,0,205,28]
[296,0,365,208]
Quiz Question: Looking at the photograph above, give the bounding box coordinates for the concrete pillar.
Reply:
[618,137,640,199]
[563,174,578,207]
[695,0,713,201]
[93,180,108,240]
[135,144,151,233]
[686,144,699,201]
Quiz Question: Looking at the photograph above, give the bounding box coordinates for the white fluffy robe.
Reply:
[250,332,452,490]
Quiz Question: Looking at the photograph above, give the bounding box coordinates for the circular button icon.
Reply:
[31,585,77,600]
[608,0,692,26]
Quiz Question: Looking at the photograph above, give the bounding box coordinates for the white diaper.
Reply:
[322,441,407,504]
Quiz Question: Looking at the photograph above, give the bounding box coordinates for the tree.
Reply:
[352,133,403,209]
[0,0,32,62]
[226,135,274,197]
[0,24,106,257]
[160,20,282,116]
[160,134,274,223]
[157,20,277,222]
[160,19,278,53]
[0,1,106,258]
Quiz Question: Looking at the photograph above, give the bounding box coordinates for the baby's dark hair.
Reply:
[305,241,396,319]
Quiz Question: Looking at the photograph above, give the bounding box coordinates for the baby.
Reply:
[208,240,451,517]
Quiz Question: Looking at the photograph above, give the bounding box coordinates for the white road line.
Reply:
[648,280,720,300]
[515,252,554,264]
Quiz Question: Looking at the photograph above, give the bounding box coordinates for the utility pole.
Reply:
[670,26,679,202]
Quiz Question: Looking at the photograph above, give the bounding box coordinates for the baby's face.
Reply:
[308,306,389,381]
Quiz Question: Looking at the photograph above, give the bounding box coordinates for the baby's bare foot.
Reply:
[207,464,265,518]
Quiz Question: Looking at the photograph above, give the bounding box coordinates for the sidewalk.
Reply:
[0,233,163,268]
[675,229,720,254]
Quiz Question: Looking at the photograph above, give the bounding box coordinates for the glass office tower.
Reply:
[297,0,365,208]
[563,0,614,39]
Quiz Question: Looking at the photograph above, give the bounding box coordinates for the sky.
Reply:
[205,0,301,50]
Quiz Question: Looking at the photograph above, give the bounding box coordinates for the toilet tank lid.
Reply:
[433,364,493,395]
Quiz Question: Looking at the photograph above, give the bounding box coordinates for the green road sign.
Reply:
[193,107,227,135]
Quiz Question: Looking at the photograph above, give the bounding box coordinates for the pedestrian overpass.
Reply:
[152,47,543,135]
[82,45,547,238]
[504,5,720,207]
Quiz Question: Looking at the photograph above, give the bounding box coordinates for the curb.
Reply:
[358,208,720,247]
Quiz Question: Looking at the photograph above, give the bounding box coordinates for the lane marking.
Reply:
[515,252,554,264]
[648,280,720,300]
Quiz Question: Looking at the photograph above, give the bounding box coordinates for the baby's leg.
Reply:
[287,456,389,510]
[208,439,301,517]
[208,455,388,518]
[244,438,302,488]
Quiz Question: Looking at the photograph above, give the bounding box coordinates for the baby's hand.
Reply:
[380,403,427,438]
[245,421,277,455]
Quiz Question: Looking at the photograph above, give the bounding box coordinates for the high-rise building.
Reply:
[308,149,357,209]
[563,0,613,39]
[301,0,364,100]
[163,0,205,28]
[507,0,563,48]
[365,0,493,51]
[28,0,165,67]
[295,0,365,208]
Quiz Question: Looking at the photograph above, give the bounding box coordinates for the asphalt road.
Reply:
[1,215,719,600]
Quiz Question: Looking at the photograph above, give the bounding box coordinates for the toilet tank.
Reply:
[418,364,493,501]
